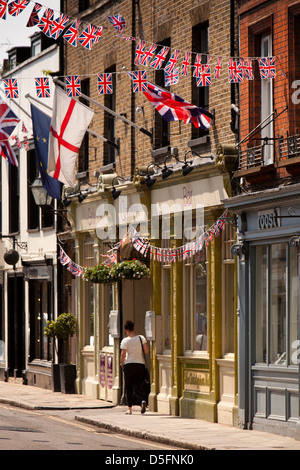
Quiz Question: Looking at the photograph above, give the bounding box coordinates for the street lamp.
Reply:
[31,177,53,207]
[30,177,71,228]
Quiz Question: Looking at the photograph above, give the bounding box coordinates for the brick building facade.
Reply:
[59,0,239,425]
[226,0,300,438]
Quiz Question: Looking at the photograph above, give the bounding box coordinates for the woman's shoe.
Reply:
[125,410,132,415]
[141,401,146,414]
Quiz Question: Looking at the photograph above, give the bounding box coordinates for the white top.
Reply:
[120,335,147,365]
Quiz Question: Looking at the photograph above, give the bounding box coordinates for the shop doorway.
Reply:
[7,273,25,377]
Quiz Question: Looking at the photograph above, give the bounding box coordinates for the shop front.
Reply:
[226,186,300,438]
[148,166,238,425]
[73,188,151,404]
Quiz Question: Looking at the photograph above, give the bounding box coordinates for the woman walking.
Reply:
[120,320,149,415]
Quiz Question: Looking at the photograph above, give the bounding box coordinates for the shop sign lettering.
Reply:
[184,369,209,392]
[258,209,280,230]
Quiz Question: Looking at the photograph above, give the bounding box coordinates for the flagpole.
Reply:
[24,93,119,149]
[0,87,32,120]
[52,77,152,139]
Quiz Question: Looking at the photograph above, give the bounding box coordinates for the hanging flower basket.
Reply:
[82,263,113,284]
[110,259,150,281]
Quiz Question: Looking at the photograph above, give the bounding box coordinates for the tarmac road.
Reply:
[0,404,183,452]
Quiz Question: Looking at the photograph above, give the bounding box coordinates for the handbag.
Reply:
[139,336,150,398]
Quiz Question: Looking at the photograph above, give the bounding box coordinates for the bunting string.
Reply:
[57,210,231,278]
[0,1,281,101]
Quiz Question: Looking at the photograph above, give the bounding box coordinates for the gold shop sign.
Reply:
[184,369,209,392]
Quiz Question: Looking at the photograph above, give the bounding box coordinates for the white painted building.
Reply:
[0,32,61,388]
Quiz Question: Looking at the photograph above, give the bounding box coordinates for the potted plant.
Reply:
[82,263,113,284]
[45,313,77,394]
[110,259,150,282]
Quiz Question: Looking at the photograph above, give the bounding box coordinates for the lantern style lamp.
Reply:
[31,177,53,207]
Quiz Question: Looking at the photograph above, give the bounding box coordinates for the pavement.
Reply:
[1,380,300,450]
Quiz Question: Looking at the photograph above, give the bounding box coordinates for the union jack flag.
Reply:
[131,70,148,92]
[50,13,69,40]
[3,78,19,99]
[0,97,20,166]
[0,0,6,20]
[93,25,103,45]
[143,81,213,130]
[58,245,70,266]
[26,2,42,27]
[228,59,243,83]
[134,39,146,65]
[164,68,179,87]
[78,24,98,49]
[181,51,191,76]
[196,65,211,87]
[97,73,113,94]
[107,14,125,33]
[118,34,135,41]
[140,43,157,66]
[214,56,222,79]
[35,77,51,98]
[63,20,81,47]
[38,8,54,37]
[193,54,202,78]
[240,58,253,80]
[67,260,84,277]
[149,46,169,70]
[164,49,180,74]
[66,75,81,97]
[8,0,29,16]
[258,56,276,79]
[21,121,28,133]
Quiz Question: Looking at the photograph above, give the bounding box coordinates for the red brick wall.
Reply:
[238,0,300,182]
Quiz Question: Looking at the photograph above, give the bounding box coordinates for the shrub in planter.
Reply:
[44,313,77,393]
[110,259,150,282]
[82,263,113,284]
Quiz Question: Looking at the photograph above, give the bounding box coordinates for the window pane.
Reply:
[289,246,298,364]
[195,255,207,351]
[224,263,235,353]
[184,265,192,350]
[270,243,286,365]
[255,245,267,363]
[163,267,171,350]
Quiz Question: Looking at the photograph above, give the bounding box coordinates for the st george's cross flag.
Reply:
[143,81,213,130]
[47,86,94,187]
[0,96,20,166]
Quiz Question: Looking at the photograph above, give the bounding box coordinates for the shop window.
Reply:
[221,223,235,355]
[191,22,209,141]
[103,65,116,166]
[83,237,95,346]
[29,280,53,361]
[184,249,207,352]
[161,238,171,352]
[253,242,298,366]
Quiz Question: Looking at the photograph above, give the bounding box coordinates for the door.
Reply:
[7,274,25,377]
